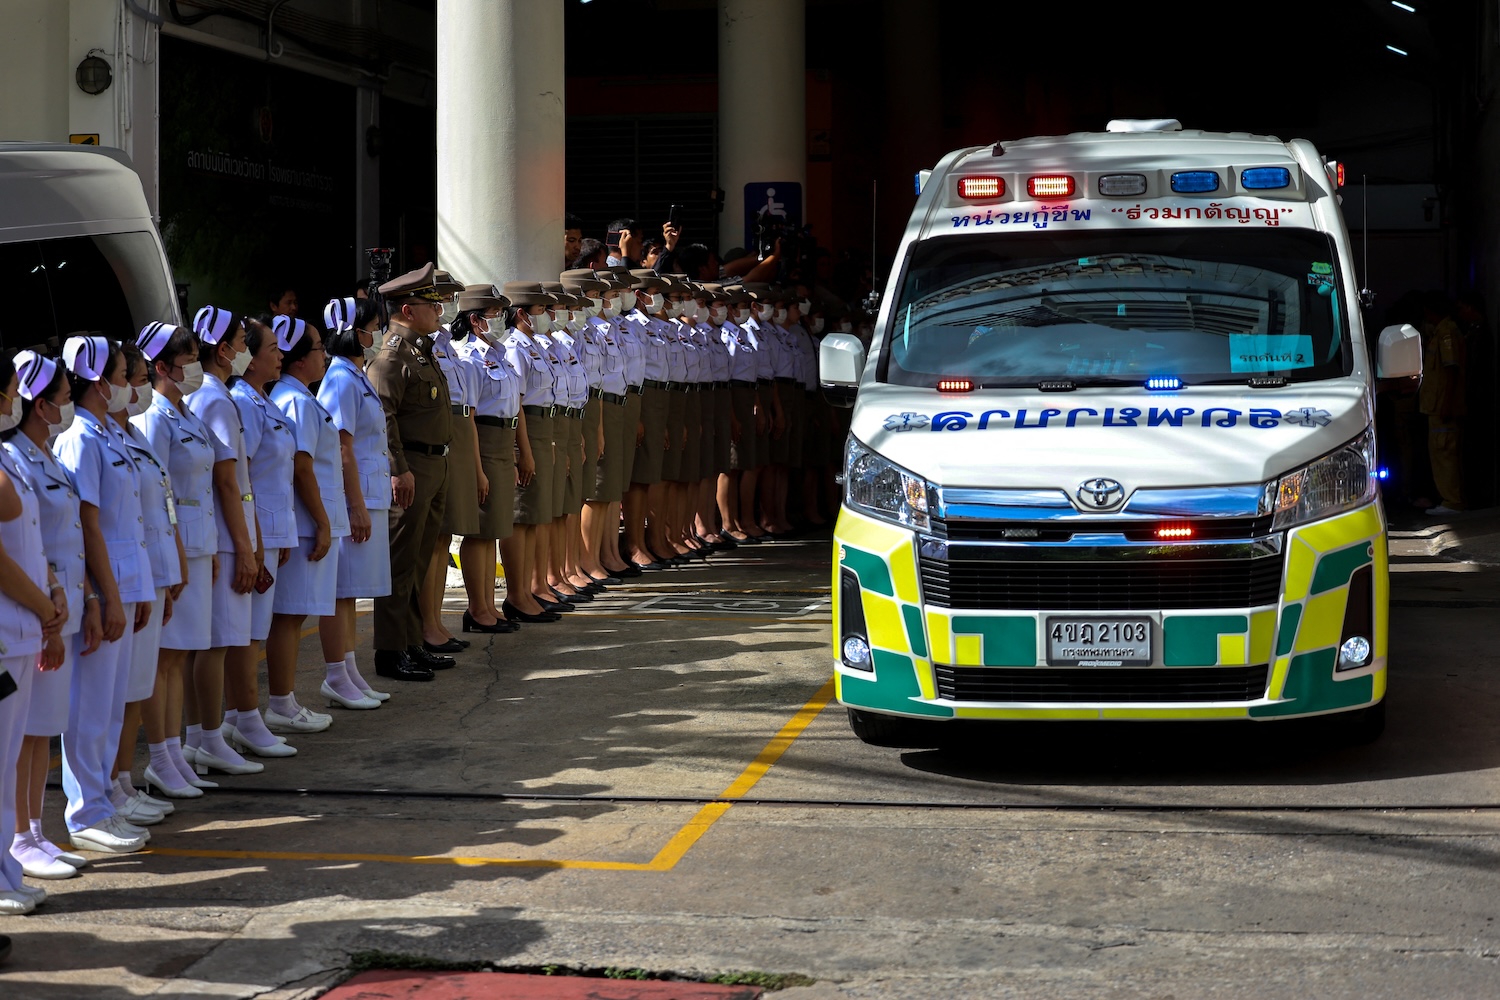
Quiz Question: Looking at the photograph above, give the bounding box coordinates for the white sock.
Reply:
[198,726,246,764]
[269,694,298,718]
[324,661,366,701]
[185,724,203,750]
[118,772,140,799]
[344,652,373,691]
[223,708,239,729]
[166,737,198,785]
[232,708,278,748]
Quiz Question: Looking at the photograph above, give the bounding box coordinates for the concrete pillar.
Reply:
[718,0,806,257]
[0,0,70,141]
[436,0,565,285]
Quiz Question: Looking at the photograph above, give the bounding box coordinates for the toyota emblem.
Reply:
[1078,477,1126,511]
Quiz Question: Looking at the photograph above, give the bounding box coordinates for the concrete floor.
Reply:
[2,527,1499,999]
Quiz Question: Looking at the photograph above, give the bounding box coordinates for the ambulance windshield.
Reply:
[883,229,1350,387]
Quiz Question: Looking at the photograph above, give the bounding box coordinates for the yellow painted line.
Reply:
[135,678,838,873]
[576,614,832,624]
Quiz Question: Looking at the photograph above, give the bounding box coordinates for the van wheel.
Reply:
[846,708,943,748]
[1338,700,1386,745]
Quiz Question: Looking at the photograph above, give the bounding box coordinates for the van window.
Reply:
[0,232,175,352]
[882,229,1350,388]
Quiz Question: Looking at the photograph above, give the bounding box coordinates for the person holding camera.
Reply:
[606,218,644,269]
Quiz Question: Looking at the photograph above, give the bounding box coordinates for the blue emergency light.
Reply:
[1145,376,1183,391]
[1241,167,1292,190]
[1170,171,1219,193]
[1377,467,1391,480]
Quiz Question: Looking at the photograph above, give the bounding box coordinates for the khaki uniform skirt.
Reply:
[514,410,555,525]
[730,385,758,470]
[755,384,776,468]
[621,389,644,493]
[661,388,686,482]
[697,389,716,479]
[552,412,575,518]
[580,396,603,500]
[561,413,586,515]
[443,410,481,535]
[474,420,517,539]
[678,389,702,483]
[772,381,802,466]
[713,386,733,474]
[631,386,666,486]
[591,396,628,504]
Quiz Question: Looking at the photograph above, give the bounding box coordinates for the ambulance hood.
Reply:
[848,379,1371,497]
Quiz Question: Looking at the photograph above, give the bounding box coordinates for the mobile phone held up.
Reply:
[667,204,682,228]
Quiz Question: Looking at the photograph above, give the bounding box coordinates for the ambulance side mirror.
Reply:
[820,332,865,408]
[1376,324,1422,379]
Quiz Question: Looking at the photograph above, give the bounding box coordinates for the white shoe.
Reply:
[192,747,265,775]
[321,680,380,710]
[132,789,174,814]
[223,725,297,758]
[70,822,145,854]
[107,815,151,841]
[144,765,204,800]
[0,890,36,914]
[15,884,45,905]
[264,706,332,734]
[359,686,391,703]
[50,847,89,868]
[18,855,79,880]
[113,796,165,826]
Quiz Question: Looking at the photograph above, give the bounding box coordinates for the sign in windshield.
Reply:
[883,230,1349,388]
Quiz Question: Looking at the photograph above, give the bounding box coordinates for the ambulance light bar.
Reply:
[956,176,1004,199]
[1145,376,1183,391]
[1170,171,1220,193]
[1156,525,1195,539]
[1027,176,1075,198]
[1241,167,1292,190]
[937,378,974,393]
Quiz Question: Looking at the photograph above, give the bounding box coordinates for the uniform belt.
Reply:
[715,381,730,389]
[775,377,799,384]
[402,440,450,457]
[804,388,819,396]
[450,404,472,417]
[729,379,758,389]
[588,386,605,399]
[600,391,627,405]
[643,378,671,390]
[758,378,773,386]
[562,406,584,418]
[522,404,557,418]
[628,383,646,394]
[475,415,520,429]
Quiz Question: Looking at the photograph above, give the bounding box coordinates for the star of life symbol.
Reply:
[1284,407,1332,428]
[883,412,929,432]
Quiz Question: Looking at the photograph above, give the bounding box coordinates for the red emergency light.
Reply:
[957,176,1005,199]
[937,378,974,393]
[1155,525,1195,540]
[1027,175,1075,198]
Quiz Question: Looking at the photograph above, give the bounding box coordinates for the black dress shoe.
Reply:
[555,588,593,604]
[462,611,519,634]
[373,649,434,682]
[407,645,456,669]
[630,559,667,571]
[589,574,623,586]
[503,600,560,623]
[612,565,642,578]
[738,533,763,545]
[535,596,575,612]
[423,637,468,653]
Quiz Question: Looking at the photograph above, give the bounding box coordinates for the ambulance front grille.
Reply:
[919,555,1282,611]
[934,664,1271,703]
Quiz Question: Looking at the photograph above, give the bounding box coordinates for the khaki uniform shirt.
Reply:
[366,320,454,476]
[1419,316,1466,418]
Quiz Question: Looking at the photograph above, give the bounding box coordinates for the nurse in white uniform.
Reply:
[268,317,365,714]
[182,307,263,776]
[225,318,306,753]
[317,297,392,702]
[4,352,92,880]
[54,336,153,854]
[0,359,72,899]
[135,321,221,797]
[110,341,185,827]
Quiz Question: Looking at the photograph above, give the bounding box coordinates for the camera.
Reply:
[364,247,394,328]
[753,217,817,282]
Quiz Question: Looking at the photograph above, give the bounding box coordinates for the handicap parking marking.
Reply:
[624,593,831,618]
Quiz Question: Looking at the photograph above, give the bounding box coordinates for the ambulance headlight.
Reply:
[845,436,931,531]
[1272,429,1378,531]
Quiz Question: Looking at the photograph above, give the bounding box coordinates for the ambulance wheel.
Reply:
[1339,699,1386,745]
[846,708,943,748]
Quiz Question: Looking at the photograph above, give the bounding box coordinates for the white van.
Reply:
[0,143,179,352]
[820,120,1422,746]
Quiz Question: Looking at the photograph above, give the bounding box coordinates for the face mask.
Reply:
[836,320,853,333]
[810,317,825,334]
[735,308,752,325]
[711,305,729,324]
[646,293,665,313]
[553,310,570,327]
[363,344,379,364]
[103,380,129,413]
[231,347,252,377]
[587,297,604,317]
[48,400,75,435]
[531,311,551,336]
[773,308,788,325]
[756,303,774,320]
[126,384,153,416]
[603,299,619,318]
[0,392,20,432]
[175,360,205,395]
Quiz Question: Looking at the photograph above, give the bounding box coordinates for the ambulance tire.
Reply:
[846,708,945,749]
[1336,699,1386,745]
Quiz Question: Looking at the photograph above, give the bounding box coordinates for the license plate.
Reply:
[1046,617,1153,667]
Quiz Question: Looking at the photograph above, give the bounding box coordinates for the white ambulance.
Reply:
[820,120,1422,746]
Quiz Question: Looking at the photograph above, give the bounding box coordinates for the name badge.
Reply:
[112,459,126,467]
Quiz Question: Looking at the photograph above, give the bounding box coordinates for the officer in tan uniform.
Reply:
[365,263,456,682]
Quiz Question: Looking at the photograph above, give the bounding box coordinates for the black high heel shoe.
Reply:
[535,595,576,613]
[502,600,560,623]
[462,610,519,634]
